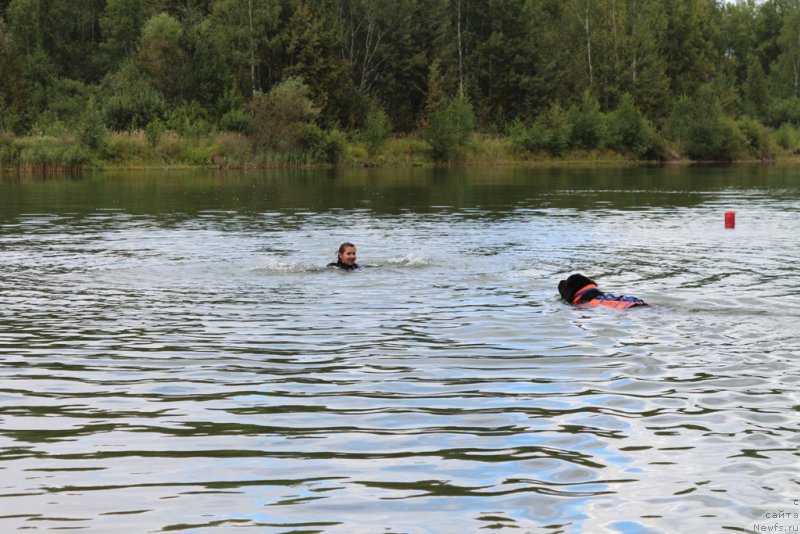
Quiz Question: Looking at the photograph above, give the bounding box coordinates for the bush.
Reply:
[144,118,165,148]
[0,131,19,164]
[737,118,775,159]
[508,118,528,153]
[381,136,429,164]
[344,144,368,164]
[216,88,248,130]
[276,123,347,164]
[569,90,607,150]
[287,121,325,155]
[361,109,392,156]
[685,115,747,161]
[165,101,210,137]
[449,96,477,146]
[507,118,548,155]
[16,136,89,169]
[155,130,186,162]
[31,114,69,136]
[774,123,800,152]
[31,78,93,132]
[0,105,24,134]
[219,108,250,133]
[508,104,571,157]
[526,117,551,153]
[248,77,320,150]
[468,134,513,162]
[102,64,167,131]
[764,97,800,127]
[674,84,746,161]
[664,95,695,152]
[607,93,659,158]
[100,131,150,163]
[181,144,215,166]
[424,95,476,162]
[544,103,571,156]
[79,97,105,150]
[209,132,254,166]
[319,129,347,164]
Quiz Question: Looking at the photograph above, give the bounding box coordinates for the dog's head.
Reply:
[558,273,598,302]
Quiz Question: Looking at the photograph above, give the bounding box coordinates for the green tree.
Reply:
[543,103,571,156]
[753,0,793,73]
[25,0,105,82]
[424,94,475,162]
[531,0,670,121]
[766,96,800,126]
[424,58,446,115]
[318,128,347,164]
[79,96,105,150]
[607,93,658,158]
[282,2,350,127]
[578,0,622,109]
[685,114,745,161]
[339,0,393,94]
[677,85,747,161]
[217,88,250,132]
[6,0,41,55]
[718,0,760,88]
[99,0,147,71]
[361,109,393,157]
[144,117,165,148]
[772,3,800,98]
[20,45,57,129]
[565,0,596,92]
[180,17,232,108]
[136,13,185,101]
[664,94,695,151]
[662,0,721,98]
[464,0,558,125]
[0,18,27,132]
[101,61,167,130]
[742,54,771,119]
[626,0,671,121]
[165,100,211,137]
[364,0,454,131]
[211,0,282,96]
[247,76,320,151]
[568,90,607,150]
[7,0,105,131]
[737,116,775,159]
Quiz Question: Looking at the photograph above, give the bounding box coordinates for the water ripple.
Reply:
[1,169,798,532]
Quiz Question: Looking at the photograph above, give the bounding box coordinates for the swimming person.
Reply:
[328,242,360,270]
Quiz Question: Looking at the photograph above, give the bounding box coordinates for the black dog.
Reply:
[558,273,648,308]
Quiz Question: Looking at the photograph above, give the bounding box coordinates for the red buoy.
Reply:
[725,210,736,229]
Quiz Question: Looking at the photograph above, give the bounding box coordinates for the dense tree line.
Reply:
[1,0,800,164]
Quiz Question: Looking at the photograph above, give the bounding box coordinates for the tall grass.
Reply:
[2,124,797,174]
[0,135,89,174]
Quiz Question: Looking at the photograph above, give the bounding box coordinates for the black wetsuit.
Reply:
[327,261,360,271]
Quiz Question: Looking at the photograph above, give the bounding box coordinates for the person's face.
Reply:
[339,246,356,266]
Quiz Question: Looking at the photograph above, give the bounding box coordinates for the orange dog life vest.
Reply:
[572,284,648,308]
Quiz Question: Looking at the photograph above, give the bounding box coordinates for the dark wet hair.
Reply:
[336,242,356,259]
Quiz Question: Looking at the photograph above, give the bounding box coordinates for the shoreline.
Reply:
[77,155,797,172]
[1,131,797,174]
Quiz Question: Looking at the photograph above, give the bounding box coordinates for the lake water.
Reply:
[0,165,798,533]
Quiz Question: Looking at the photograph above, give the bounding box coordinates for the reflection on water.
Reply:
[1,165,799,533]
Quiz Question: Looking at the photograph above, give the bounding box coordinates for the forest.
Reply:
[1,0,800,169]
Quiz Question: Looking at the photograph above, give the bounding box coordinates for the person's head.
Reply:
[336,242,357,266]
